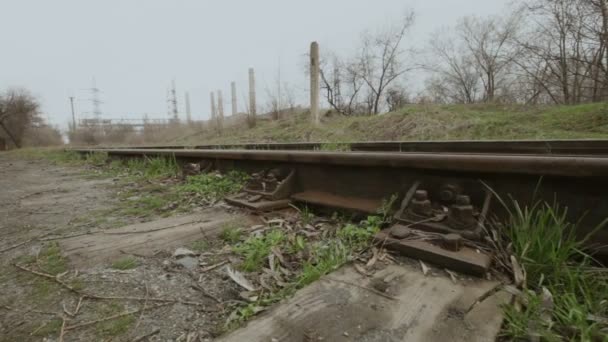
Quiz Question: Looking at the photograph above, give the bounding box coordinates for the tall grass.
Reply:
[501,201,608,341]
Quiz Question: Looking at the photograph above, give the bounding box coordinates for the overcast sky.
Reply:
[1,0,510,130]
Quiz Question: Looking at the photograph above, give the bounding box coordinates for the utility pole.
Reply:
[69,96,76,133]
[310,42,320,125]
[248,68,256,128]
[185,91,192,123]
[231,82,237,116]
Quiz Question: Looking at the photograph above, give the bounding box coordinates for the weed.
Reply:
[111,257,138,270]
[95,301,135,337]
[38,242,67,276]
[32,318,63,336]
[84,152,108,166]
[220,224,243,244]
[178,171,248,202]
[500,201,608,341]
[234,230,285,271]
[190,239,210,252]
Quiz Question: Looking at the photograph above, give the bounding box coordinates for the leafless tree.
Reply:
[425,29,482,103]
[0,88,41,148]
[357,11,416,114]
[319,55,365,115]
[457,14,521,102]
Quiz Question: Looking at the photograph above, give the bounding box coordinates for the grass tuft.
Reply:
[110,257,138,270]
[178,171,248,202]
[501,201,608,341]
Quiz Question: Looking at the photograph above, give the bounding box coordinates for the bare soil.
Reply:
[0,153,260,341]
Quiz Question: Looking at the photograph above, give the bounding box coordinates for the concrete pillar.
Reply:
[231,82,237,116]
[248,68,256,128]
[185,92,192,123]
[310,42,320,125]
[210,92,216,120]
[217,90,224,134]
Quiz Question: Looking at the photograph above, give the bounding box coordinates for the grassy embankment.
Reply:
[174,103,608,145]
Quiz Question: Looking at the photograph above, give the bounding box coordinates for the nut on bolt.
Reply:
[410,190,433,217]
[441,233,463,251]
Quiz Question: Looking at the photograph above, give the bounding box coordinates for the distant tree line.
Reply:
[320,0,608,115]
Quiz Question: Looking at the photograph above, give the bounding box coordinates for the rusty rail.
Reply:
[88,139,608,155]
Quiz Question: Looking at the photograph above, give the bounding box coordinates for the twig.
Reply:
[63,296,85,317]
[200,260,228,272]
[65,303,170,331]
[132,328,161,342]
[134,281,149,330]
[0,238,34,254]
[323,276,398,301]
[58,317,67,342]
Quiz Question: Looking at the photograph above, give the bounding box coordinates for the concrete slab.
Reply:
[218,264,506,342]
[60,208,257,269]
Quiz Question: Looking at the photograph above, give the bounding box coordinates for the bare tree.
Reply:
[458,14,521,102]
[425,29,482,103]
[319,56,365,115]
[0,89,41,148]
[357,11,416,114]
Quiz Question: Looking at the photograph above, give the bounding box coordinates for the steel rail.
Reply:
[74,148,608,178]
[89,139,608,155]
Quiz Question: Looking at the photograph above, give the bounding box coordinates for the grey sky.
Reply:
[1,0,509,130]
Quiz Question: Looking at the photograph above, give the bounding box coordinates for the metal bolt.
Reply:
[441,233,462,251]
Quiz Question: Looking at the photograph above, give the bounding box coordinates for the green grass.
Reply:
[233,229,285,272]
[110,257,138,270]
[226,216,380,326]
[37,242,67,276]
[219,224,243,244]
[178,171,248,202]
[190,239,210,252]
[32,318,63,336]
[95,302,135,337]
[500,201,608,341]
[175,102,608,145]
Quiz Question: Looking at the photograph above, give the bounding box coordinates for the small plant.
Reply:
[500,200,608,341]
[85,152,109,166]
[178,171,248,202]
[95,302,135,337]
[111,257,138,270]
[38,242,67,276]
[190,239,209,252]
[220,225,243,244]
[234,230,285,271]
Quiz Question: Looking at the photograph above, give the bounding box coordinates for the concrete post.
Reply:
[185,92,192,123]
[231,82,237,116]
[310,42,320,125]
[217,90,224,134]
[248,68,256,128]
[210,92,216,121]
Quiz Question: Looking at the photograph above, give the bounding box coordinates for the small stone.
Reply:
[173,247,198,258]
[390,226,412,239]
[175,256,198,270]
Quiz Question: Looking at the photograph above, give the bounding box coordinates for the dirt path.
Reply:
[0,153,257,341]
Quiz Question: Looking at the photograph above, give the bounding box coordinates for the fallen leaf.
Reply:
[226,266,256,291]
[420,261,429,276]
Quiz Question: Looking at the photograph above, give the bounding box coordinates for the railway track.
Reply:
[74,140,608,274]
